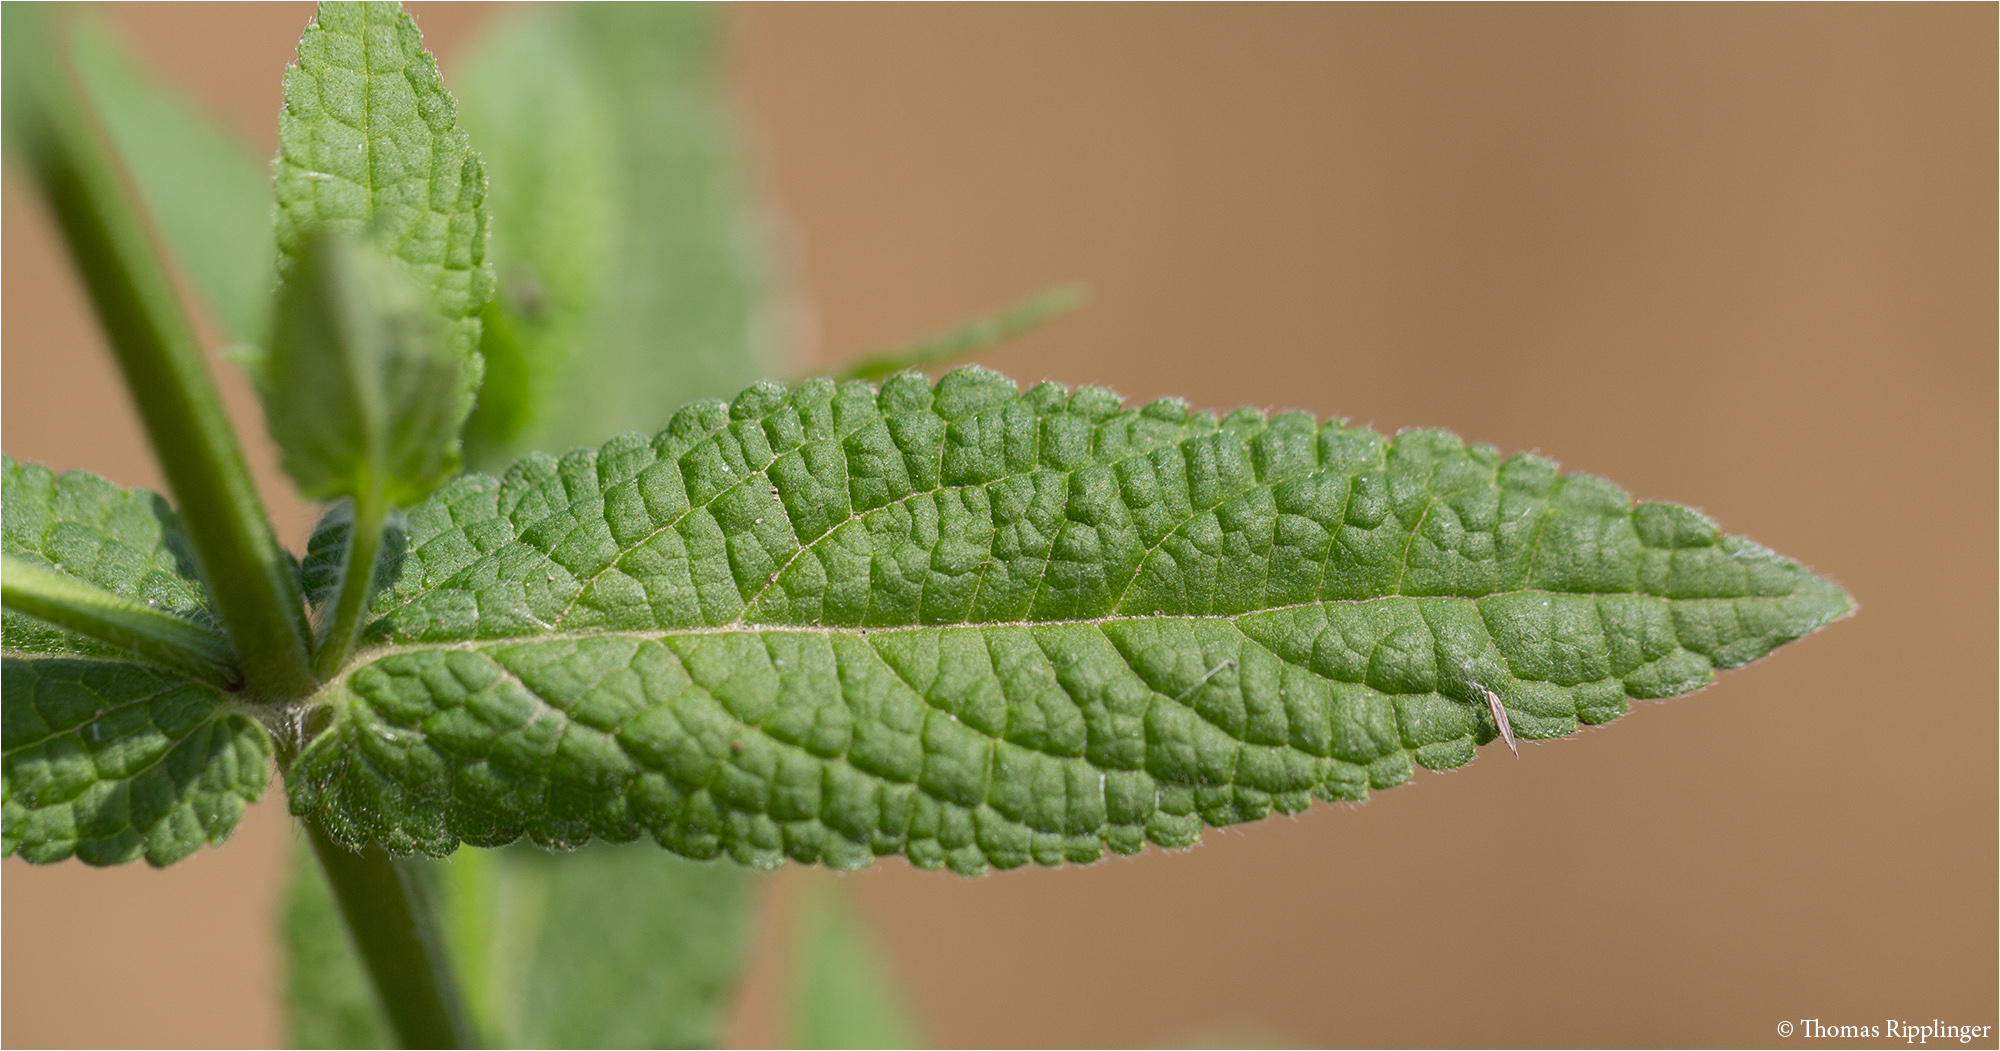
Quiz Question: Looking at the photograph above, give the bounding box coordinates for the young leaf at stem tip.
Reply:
[274,0,494,373]
[265,234,470,508]
[262,233,470,679]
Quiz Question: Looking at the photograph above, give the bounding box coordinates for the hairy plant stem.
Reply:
[308,824,479,1049]
[0,555,239,688]
[8,8,315,699]
[314,485,387,680]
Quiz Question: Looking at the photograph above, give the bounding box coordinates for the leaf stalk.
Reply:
[313,485,388,680]
[0,556,239,689]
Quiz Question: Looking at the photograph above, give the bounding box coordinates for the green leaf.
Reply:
[445,13,768,1043]
[794,880,923,1050]
[70,18,275,345]
[1,455,215,661]
[283,836,394,1049]
[455,3,776,468]
[449,9,605,464]
[286,367,1852,872]
[283,841,754,1047]
[480,846,755,1047]
[835,283,1087,383]
[265,234,469,506]
[505,847,752,1047]
[299,502,408,614]
[283,12,770,1041]
[274,0,492,384]
[1,459,269,867]
[2,657,270,866]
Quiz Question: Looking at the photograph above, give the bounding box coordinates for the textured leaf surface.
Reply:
[275,1,492,376]
[2,658,269,866]
[3,459,268,865]
[289,368,1851,871]
[283,841,752,1048]
[455,3,774,468]
[2,455,213,660]
[72,19,275,345]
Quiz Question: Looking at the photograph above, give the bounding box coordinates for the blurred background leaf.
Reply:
[793,878,925,1050]
[457,2,781,469]
[69,15,274,347]
[283,838,391,1049]
[833,283,1086,383]
[288,839,757,1049]
[464,846,754,1048]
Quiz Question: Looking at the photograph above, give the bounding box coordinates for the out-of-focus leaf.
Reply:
[502,846,755,1048]
[283,837,393,1049]
[69,18,275,345]
[835,283,1087,382]
[794,879,924,1050]
[456,3,778,468]
[450,12,606,464]
[285,842,756,1048]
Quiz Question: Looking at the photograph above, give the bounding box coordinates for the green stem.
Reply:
[1,555,239,689]
[307,824,479,1049]
[7,8,315,699]
[313,486,387,680]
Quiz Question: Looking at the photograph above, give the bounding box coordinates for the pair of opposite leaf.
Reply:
[0,227,453,867]
[6,6,871,1048]
[1,2,1853,876]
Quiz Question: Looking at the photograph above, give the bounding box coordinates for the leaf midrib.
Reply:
[321,583,1793,704]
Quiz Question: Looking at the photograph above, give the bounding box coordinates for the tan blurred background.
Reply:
[4,3,1994,1047]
